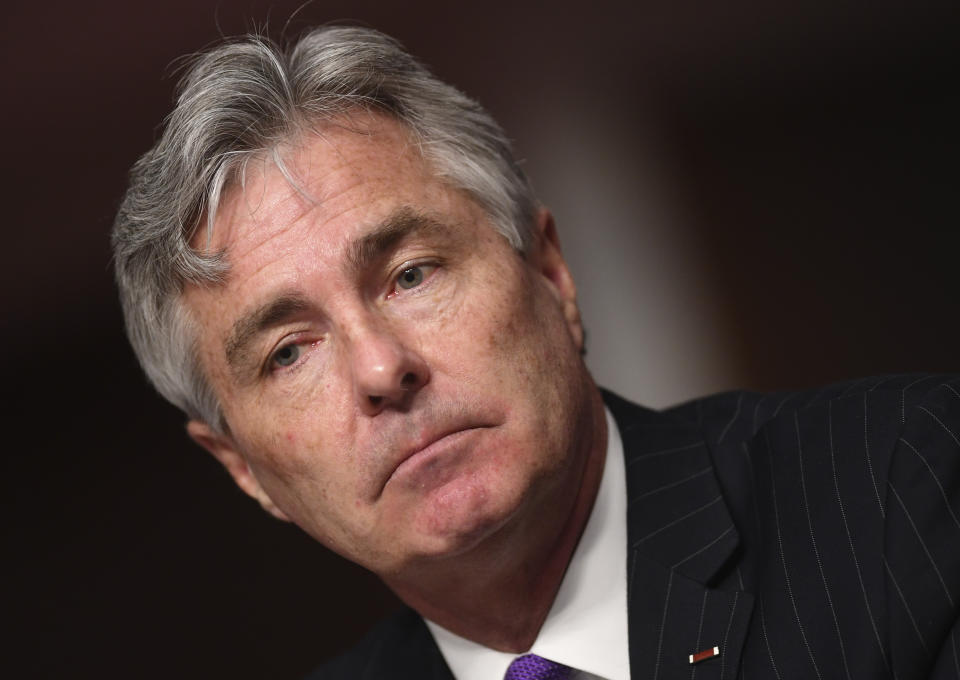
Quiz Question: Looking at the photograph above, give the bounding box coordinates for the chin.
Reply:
[402,472,525,563]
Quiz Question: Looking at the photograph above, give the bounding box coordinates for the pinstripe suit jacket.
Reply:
[309,374,960,679]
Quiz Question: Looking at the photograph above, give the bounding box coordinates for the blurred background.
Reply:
[5,0,957,677]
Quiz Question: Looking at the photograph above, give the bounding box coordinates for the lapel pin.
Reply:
[688,646,720,664]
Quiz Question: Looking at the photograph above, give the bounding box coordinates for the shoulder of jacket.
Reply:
[668,373,958,451]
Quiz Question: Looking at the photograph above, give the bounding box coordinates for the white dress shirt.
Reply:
[427,408,630,680]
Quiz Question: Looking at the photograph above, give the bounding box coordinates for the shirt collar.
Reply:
[427,407,630,680]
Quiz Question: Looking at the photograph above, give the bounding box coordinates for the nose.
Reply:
[347,321,429,415]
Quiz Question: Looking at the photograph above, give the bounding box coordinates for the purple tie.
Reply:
[503,653,574,680]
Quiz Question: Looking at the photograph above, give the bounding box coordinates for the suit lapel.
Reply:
[604,390,754,680]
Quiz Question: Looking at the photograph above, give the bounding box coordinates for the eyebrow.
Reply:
[224,293,311,379]
[222,208,453,380]
[347,207,450,273]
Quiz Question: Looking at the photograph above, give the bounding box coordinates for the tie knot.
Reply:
[503,653,573,680]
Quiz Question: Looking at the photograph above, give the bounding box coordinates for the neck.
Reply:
[384,388,608,652]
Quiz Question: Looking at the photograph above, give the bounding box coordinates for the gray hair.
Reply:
[112,26,537,431]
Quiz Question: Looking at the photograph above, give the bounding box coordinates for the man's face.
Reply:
[184,113,594,577]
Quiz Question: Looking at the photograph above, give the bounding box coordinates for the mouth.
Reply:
[380,425,489,496]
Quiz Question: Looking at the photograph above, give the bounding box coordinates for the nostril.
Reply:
[401,372,417,389]
[368,395,383,406]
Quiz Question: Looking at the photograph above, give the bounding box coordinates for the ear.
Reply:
[531,207,585,352]
[187,420,291,521]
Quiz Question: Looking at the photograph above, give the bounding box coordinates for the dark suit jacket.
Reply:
[309,374,960,679]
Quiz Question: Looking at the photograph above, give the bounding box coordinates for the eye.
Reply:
[396,266,425,290]
[271,344,300,368]
[388,263,439,298]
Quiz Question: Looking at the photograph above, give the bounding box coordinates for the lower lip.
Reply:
[387,428,485,491]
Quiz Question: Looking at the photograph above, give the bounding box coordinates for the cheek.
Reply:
[487,274,569,372]
[235,404,335,483]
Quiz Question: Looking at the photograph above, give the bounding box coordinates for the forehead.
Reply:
[201,112,449,262]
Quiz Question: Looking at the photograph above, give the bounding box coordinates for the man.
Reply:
[113,26,959,679]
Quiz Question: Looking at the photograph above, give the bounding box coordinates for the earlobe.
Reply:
[532,208,585,352]
[186,420,291,521]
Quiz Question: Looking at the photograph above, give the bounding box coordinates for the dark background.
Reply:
[5,1,957,677]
